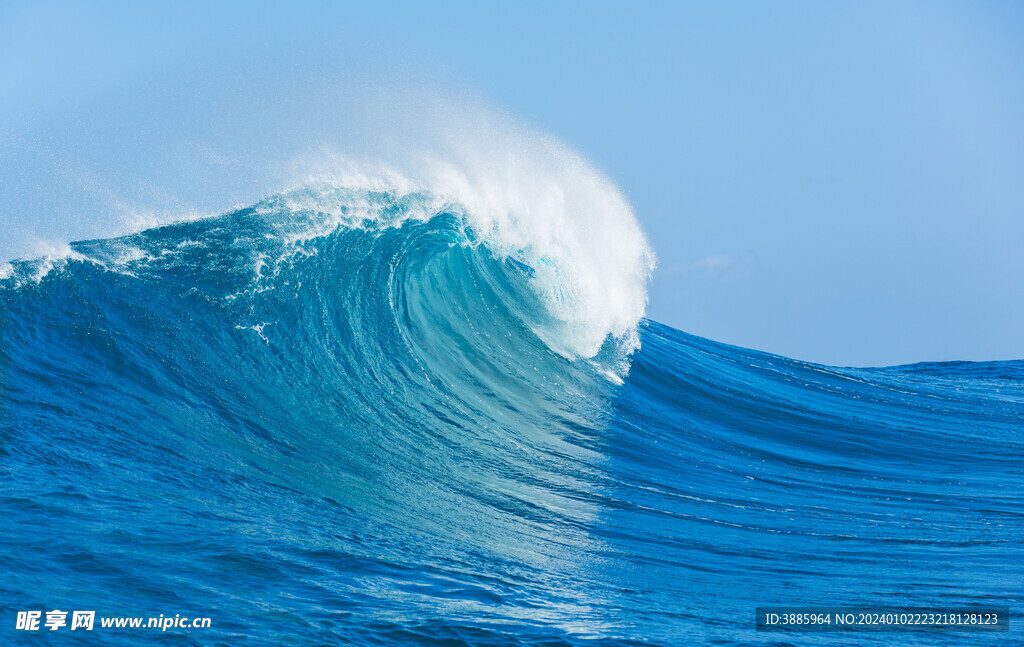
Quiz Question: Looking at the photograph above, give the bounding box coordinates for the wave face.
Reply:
[2,187,1022,646]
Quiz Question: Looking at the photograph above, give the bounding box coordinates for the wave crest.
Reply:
[3,180,651,381]
[287,126,655,361]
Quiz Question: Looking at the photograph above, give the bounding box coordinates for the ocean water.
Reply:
[1,185,1021,645]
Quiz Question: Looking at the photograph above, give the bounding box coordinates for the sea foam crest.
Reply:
[291,124,655,361]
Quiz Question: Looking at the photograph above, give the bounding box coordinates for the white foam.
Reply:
[290,109,655,361]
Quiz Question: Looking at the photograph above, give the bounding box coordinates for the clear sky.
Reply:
[2,1,1022,366]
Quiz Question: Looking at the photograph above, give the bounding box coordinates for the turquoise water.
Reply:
[2,188,1021,645]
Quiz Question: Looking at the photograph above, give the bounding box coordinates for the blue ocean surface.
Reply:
[1,187,1021,645]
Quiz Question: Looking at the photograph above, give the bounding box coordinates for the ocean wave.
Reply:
[2,186,1021,646]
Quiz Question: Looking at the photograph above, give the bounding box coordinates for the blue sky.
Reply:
[2,1,1022,366]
